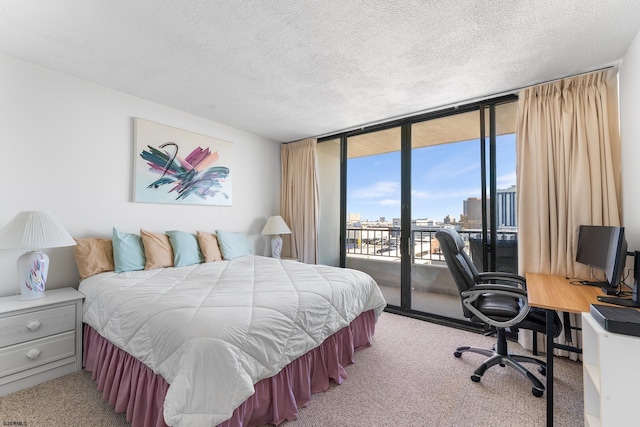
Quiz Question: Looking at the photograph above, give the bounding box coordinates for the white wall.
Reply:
[0,54,281,297]
[621,30,640,265]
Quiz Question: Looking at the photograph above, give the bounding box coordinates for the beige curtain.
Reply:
[280,138,319,264]
[516,69,621,358]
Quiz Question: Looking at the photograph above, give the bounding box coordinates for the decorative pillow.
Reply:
[166,230,204,267]
[140,229,174,270]
[73,238,114,280]
[216,230,252,260]
[197,231,223,262]
[112,228,146,273]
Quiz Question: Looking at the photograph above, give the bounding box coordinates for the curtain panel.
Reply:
[516,69,621,357]
[280,138,320,264]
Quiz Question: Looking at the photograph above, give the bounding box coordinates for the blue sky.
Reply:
[347,134,516,222]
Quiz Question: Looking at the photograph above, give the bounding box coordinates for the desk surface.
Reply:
[526,272,608,313]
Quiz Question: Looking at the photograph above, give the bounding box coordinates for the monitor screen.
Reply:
[576,225,627,288]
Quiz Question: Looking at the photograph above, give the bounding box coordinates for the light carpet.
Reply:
[0,312,583,426]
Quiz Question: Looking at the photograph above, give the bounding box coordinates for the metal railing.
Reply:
[346,227,518,267]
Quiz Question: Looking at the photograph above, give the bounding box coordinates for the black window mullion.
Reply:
[479,106,489,271]
[489,104,498,271]
[339,134,347,268]
[400,123,412,310]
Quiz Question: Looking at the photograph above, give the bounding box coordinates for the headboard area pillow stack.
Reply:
[73,227,253,281]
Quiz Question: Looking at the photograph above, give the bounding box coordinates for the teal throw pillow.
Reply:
[112,227,146,273]
[166,230,204,267]
[216,230,252,260]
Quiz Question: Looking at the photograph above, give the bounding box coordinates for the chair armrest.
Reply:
[477,272,526,288]
[461,284,530,328]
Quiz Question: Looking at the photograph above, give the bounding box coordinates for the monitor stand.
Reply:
[598,251,640,308]
[598,281,640,308]
[598,297,640,308]
[597,295,640,308]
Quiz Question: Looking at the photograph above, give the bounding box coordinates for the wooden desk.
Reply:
[526,273,610,427]
[527,273,606,313]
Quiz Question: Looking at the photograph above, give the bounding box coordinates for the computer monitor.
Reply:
[575,225,627,292]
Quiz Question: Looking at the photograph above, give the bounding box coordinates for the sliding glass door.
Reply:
[344,127,402,306]
[410,110,481,320]
[318,97,518,325]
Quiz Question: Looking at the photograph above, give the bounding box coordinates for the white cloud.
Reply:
[352,181,399,199]
[379,199,400,206]
[411,187,480,200]
[421,159,480,183]
[497,171,516,188]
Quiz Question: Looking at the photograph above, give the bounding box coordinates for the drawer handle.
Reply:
[26,320,41,332]
[25,348,41,360]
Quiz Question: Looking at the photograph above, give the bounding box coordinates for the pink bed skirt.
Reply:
[83,309,377,427]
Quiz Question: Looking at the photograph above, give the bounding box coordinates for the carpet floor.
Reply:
[0,312,583,426]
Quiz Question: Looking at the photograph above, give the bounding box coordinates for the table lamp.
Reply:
[0,211,76,300]
[261,215,291,259]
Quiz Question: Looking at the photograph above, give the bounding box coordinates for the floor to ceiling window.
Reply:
[345,127,402,306]
[409,110,480,319]
[317,97,518,326]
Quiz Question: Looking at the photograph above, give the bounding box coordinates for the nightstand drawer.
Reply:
[0,304,76,348]
[0,331,75,378]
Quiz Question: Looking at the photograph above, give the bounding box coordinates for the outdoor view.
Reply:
[347,135,516,227]
[340,102,519,321]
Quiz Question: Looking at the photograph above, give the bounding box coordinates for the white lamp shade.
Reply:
[0,211,76,250]
[261,216,291,236]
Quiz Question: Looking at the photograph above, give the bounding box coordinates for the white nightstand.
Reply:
[0,287,84,396]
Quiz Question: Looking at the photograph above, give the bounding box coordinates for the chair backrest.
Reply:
[435,228,481,319]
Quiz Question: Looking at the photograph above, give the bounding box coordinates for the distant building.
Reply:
[496,185,517,227]
[415,218,438,227]
[348,212,361,222]
[463,197,484,223]
[461,186,516,229]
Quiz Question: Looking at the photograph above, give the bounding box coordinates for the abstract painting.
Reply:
[133,118,232,206]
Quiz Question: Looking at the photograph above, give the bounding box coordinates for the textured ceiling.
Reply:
[1,1,639,142]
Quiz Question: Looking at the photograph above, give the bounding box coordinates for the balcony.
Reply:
[346,227,518,321]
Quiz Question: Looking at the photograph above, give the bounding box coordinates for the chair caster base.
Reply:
[532,387,544,397]
[471,374,481,382]
[454,351,462,358]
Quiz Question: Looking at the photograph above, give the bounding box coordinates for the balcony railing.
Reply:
[346,227,518,273]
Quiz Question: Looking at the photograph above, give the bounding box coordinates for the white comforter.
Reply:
[79,255,386,427]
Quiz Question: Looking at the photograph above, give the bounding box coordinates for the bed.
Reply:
[78,254,386,427]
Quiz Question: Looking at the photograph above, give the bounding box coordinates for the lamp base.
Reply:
[271,235,283,259]
[17,251,48,300]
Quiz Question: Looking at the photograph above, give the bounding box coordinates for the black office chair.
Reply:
[435,228,562,397]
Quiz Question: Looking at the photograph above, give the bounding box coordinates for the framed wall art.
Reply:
[133,118,233,206]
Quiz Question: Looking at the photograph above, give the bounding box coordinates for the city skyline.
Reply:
[347,134,516,222]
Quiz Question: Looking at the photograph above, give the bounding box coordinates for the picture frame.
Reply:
[133,118,233,206]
